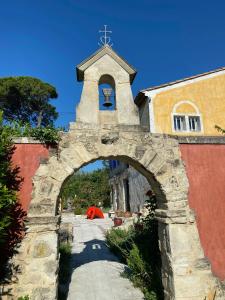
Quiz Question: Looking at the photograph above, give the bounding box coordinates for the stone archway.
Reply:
[12,124,221,300]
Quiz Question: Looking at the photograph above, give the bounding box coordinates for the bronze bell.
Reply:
[102,88,113,107]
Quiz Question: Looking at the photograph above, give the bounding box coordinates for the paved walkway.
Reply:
[67,215,144,300]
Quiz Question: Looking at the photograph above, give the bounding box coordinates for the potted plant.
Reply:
[113,217,123,227]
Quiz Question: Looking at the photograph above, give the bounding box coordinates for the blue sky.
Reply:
[1,0,225,171]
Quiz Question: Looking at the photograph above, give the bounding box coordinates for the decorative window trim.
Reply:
[171,100,204,133]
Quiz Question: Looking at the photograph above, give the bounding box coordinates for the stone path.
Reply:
[67,215,144,300]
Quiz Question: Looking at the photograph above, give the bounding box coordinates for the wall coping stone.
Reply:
[176,136,225,144]
[69,122,149,132]
[13,134,225,145]
[13,137,44,144]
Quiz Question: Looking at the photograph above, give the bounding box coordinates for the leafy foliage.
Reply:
[0,76,58,127]
[2,120,61,144]
[106,194,163,300]
[60,167,110,214]
[0,111,26,280]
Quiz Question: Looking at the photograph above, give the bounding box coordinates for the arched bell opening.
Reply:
[98,74,116,110]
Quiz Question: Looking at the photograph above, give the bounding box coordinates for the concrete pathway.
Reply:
[67,215,144,300]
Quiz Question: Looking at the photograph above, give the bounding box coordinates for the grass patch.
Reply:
[102,206,111,213]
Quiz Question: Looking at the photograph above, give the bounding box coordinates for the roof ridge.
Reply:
[141,66,225,92]
[76,46,137,83]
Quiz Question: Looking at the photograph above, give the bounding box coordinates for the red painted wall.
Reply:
[180,144,225,280]
[12,144,49,211]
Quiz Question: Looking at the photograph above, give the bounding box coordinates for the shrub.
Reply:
[0,111,26,280]
[74,206,85,215]
[127,243,149,281]
[3,120,62,144]
[59,242,72,256]
[106,195,164,300]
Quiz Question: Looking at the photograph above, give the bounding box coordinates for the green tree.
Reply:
[0,76,58,127]
[60,167,111,213]
[0,111,25,279]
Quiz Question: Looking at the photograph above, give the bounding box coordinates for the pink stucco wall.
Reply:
[12,143,49,211]
[180,144,225,280]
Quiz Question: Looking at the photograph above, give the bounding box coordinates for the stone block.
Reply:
[33,241,53,258]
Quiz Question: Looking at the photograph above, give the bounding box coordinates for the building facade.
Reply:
[135,67,225,135]
[109,161,150,213]
[110,67,225,213]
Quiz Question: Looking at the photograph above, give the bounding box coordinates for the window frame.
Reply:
[188,115,201,132]
[171,100,203,134]
[173,115,187,132]
[172,113,203,133]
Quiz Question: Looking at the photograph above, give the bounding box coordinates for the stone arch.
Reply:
[13,128,222,300]
[29,131,188,218]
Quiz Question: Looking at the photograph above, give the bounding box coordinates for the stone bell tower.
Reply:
[75,45,140,125]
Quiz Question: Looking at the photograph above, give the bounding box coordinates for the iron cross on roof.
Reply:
[98,25,113,47]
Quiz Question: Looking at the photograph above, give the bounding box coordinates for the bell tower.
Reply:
[75,44,140,125]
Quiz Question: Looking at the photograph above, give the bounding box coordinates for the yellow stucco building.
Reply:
[135,67,225,135]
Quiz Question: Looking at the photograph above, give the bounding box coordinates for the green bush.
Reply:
[74,206,85,215]
[0,111,26,279]
[59,242,72,257]
[2,120,62,144]
[127,243,148,281]
[106,195,164,300]
[106,227,134,260]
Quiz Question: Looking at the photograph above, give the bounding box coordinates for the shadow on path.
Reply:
[59,238,119,300]
[71,238,119,269]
